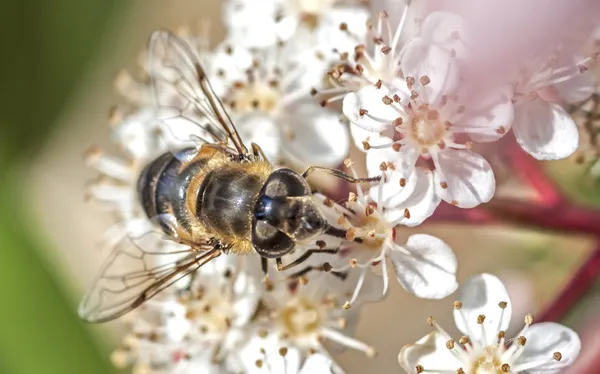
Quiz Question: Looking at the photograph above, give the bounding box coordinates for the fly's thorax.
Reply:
[197,165,271,245]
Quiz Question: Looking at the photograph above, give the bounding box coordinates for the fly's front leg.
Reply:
[302,166,381,184]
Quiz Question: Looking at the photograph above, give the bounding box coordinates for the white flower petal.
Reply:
[365,142,420,180]
[299,353,338,374]
[434,149,495,208]
[398,331,463,373]
[343,85,400,132]
[281,107,349,168]
[513,322,581,374]
[368,164,420,208]
[382,168,441,226]
[513,100,579,160]
[236,113,280,163]
[554,59,595,104]
[401,38,459,104]
[461,87,515,143]
[420,11,468,59]
[453,273,512,346]
[389,234,458,299]
[350,121,389,151]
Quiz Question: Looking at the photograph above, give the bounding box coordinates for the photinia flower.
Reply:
[252,268,378,360]
[197,40,350,167]
[223,0,369,57]
[343,37,511,209]
[510,51,596,160]
[110,255,263,374]
[398,273,581,374]
[321,164,458,308]
[233,334,345,374]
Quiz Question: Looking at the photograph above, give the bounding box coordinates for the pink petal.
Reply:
[513,100,579,160]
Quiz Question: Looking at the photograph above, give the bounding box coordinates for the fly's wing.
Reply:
[148,30,248,157]
[78,218,221,323]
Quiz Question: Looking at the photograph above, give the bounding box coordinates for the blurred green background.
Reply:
[1,1,600,374]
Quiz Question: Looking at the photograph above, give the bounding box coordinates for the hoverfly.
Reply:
[78,30,380,323]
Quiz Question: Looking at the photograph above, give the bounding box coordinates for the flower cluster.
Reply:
[81,0,600,373]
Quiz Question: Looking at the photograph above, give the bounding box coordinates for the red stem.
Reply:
[506,144,566,207]
[538,242,600,322]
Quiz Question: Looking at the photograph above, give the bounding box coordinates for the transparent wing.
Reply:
[148,29,248,156]
[78,220,221,323]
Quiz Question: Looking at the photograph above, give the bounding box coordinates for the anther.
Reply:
[310,87,318,96]
[406,76,415,88]
[322,262,332,272]
[381,46,392,54]
[501,363,510,372]
[348,192,358,202]
[359,108,369,116]
[346,228,357,241]
[453,301,463,309]
[343,301,352,310]
[339,22,348,31]
[365,205,375,216]
[399,177,406,187]
[374,79,383,89]
[344,158,354,167]
[279,347,288,356]
[446,339,455,349]
[477,314,486,324]
[316,240,326,249]
[440,182,448,189]
[499,301,508,309]
[323,198,334,207]
[379,10,388,18]
[496,125,506,134]
[404,209,411,219]
[379,162,388,171]
[427,316,436,326]
[349,258,358,268]
[255,359,263,368]
[553,352,562,361]
[366,347,377,358]
[497,331,506,339]
[410,90,419,99]
[459,336,469,345]
[524,313,533,325]
[420,76,431,86]
[362,141,371,150]
[457,369,465,374]
[382,95,393,105]
[415,365,424,373]
[393,117,403,126]
[517,336,527,346]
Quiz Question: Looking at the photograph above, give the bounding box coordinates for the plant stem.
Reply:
[538,242,600,322]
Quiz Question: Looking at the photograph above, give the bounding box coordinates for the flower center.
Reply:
[229,82,280,115]
[278,297,322,337]
[472,346,505,374]
[295,0,336,17]
[185,294,234,335]
[408,107,447,148]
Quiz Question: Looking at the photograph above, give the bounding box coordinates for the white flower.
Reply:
[205,40,349,167]
[110,255,263,374]
[251,270,377,359]
[398,273,581,374]
[223,0,369,58]
[343,37,510,209]
[510,51,596,160]
[315,5,414,106]
[321,167,458,307]
[233,335,344,374]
